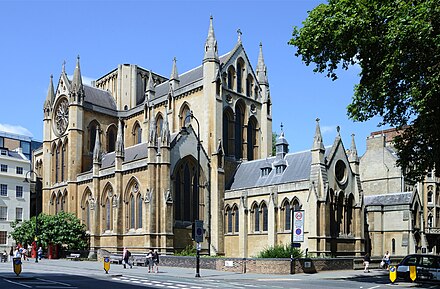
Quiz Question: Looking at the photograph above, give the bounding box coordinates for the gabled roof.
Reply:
[228,148,331,190]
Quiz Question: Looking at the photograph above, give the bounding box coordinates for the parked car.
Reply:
[396,254,440,281]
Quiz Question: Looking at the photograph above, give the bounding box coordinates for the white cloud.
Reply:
[0,124,34,137]
[67,75,95,86]
[321,125,336,135]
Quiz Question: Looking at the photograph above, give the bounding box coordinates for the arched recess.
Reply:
[222,107,235,157]
[80,187,92,231]
[227,65,236,90]
[155,113,164,142]
[247,115,259,161]
[328,189,336,237]
[132,121,142,145]
[172,155,206,224]
[246,74,254,98]
[336,191,345,236]
[261,201,268,232]
[87,120,100,153]
[236,58,245,93]
[61,138,68,182]
[124,177,142,231]
[49,191,57,215]
[179,102,191,128]
[232,204,239,233]
[346,193,355,235]
[60,189,68,212]
[106,124,117,153]
[234,100,245,160]
[101,182,114,232]
[224,204,232,233]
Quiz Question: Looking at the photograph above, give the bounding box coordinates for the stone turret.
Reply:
[71,55,84,103]
[170,57,179,89]
[349,134,360,175]
[310,118,328,200]
[115,119,124,170]
[44,75,54,118]
[145,70,155,101]
[258,42,272,158]
[312,118,325,164]
[93,126,101,175]
[203,16,219,63]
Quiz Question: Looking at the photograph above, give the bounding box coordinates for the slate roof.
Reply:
[151,52,232,102]
[84,85,117,110]
[228,147,331,190]
[364,192,413,206]
[101,143,148,169]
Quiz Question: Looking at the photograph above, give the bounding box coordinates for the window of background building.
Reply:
[0,184,7,196]
[0,206,7,221]
[20,141,31,160]
[0,164,7,172]
[0,231,8,245]
[16,208,23,222]
[16,186,23,198]
[0,231,7,244]
[16,167,23,174]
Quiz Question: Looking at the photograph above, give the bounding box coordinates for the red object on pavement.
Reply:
[31,241,37,258]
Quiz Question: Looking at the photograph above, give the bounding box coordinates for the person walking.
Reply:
[37,247,43,260]
[152,249,160,273]
[146,249,153,273]
[122,247,132,269]
[363,253,371,273]
[9,246,14,262]
[383,251,391,269]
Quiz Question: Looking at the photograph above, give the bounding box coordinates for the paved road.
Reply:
[0,258,438,289]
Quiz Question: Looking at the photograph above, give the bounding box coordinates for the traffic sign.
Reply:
[194,220,204,243]
[389,266,396,283]
[293,210,304,242]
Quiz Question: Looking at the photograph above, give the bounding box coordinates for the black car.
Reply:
[396,254,440,281]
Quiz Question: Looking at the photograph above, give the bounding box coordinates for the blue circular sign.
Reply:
[390,267,396,272]
[197,228,203,235]
[104,257,109,263]
[295,228,302,235]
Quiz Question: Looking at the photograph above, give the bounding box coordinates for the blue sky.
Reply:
[0,0,387,156]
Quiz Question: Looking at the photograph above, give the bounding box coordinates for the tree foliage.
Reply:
[10,212,88,250]
[289,0,440,181]
[272,132,278,156]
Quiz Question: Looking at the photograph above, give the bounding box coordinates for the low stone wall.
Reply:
[159,256,355,274]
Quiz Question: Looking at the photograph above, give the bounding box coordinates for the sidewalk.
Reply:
[0,258,389,281]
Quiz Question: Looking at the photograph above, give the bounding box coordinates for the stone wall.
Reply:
[158,256,355,274]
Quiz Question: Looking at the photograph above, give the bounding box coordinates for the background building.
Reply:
[0,131,34,252]
[360,129,440,256]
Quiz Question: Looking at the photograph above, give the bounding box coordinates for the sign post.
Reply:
[103,257,110,274]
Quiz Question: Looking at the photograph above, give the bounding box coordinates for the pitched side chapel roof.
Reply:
[228,147,331,190]
[83,85,117,110]
[101,143,148,169]
[151,52,232,103]
[364,192,413,206]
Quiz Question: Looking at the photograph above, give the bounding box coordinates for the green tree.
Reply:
[289,0,440,181]
[272,132,278,156]
[10,212,88,250]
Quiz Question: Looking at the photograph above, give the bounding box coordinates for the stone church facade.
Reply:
[36,17,365,257]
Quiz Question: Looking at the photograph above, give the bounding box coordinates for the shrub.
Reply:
[175,244,196,256]
[256,244,303,258]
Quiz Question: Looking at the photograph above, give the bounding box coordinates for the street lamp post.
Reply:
[24,170,39,263]
[181,111,201,278]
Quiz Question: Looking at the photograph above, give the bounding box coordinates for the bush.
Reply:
[175,245,196,256]
[256,244,303,258]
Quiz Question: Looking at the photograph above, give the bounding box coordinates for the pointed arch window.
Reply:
[61,143,66,181]
[130,195,135,229]
[222,108,235,157]
[237,61,242,93]
[55,146,60,183]
[253,204,260,232]
[89,121,99,153]
[181,105,191,128]
[137,194,142,229]
[247,116,258,161]
[85,200,90,230]
[107,125,117,152]
[284,202,291,231]
[235,104,244,159]
[234,206,239,233]
[262,203,268,232]
[133,122,142,145]
[106,198,111,231]
[428,214,433,228]
[227,66,235,90]
[227,208,233,233]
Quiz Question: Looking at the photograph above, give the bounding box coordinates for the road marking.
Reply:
[3,279,32,288]
[37,278,72,286]
[368,286,380,289]
[36,287,78,289]
[256,278,301,281]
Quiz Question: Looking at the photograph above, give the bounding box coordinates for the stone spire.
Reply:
[145,70,155,101]
[256,42,268,85]
[170,57,179,82]
[312,118,325,151]
[161,107,170,145]
[203,15,219,63]
[93,125,101,164]
[71,55,85,101]
[349,134,359,163]
[44,74,55,108]
[115,119,124,158]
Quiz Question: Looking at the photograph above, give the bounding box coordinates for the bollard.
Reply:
[409,265,416,282]
[13,257,22,276]
[103,257,110,274]
[389,266,396,283]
